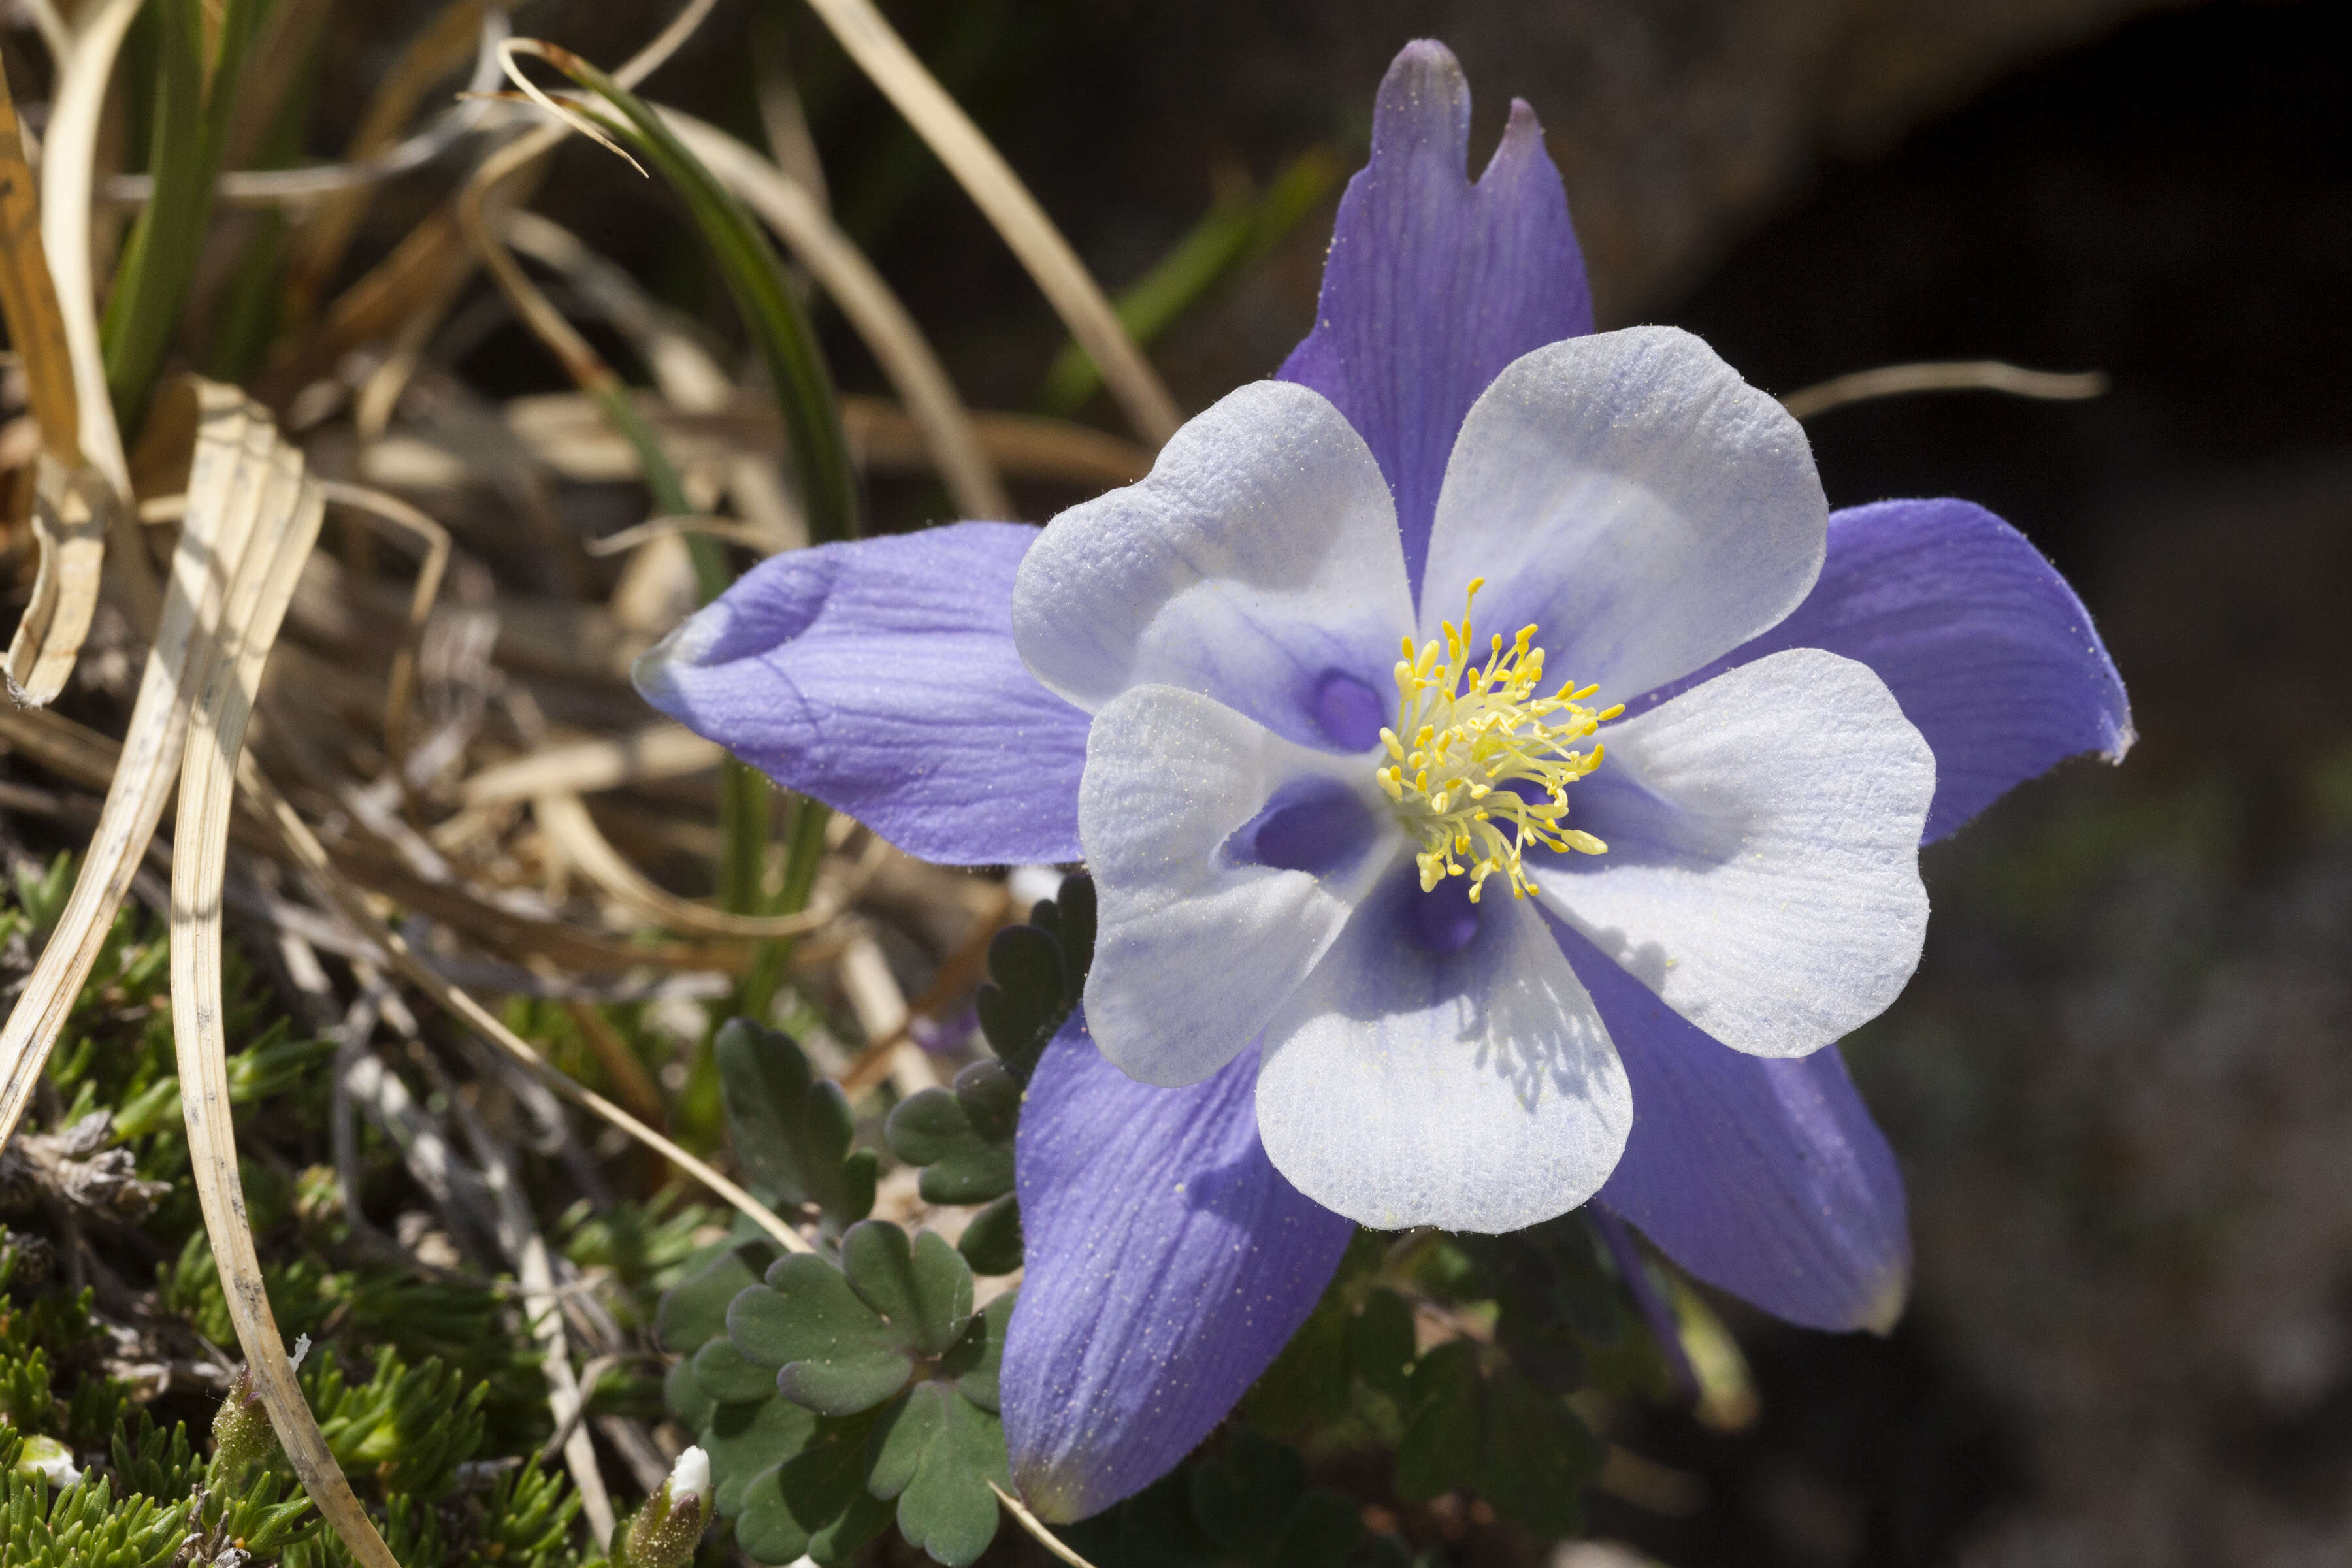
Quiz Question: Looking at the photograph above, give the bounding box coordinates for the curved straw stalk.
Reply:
[0,0,131,706]
[165,389,402,1567]
[1780,360,2108,420]
[38,0,141,497]
[534,789,889,940]
[792,0,1181,446]
[0,380,255,1154]
[656,107,1013,519]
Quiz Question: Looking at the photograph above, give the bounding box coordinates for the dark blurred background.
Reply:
[341,1,2350,1561]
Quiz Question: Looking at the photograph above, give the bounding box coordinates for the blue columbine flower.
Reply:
[635,39,2131,1526]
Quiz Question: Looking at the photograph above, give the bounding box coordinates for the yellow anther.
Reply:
[1378,582,1612,900]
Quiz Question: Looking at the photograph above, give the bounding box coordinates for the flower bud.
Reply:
[210,1365,274,1479]
[14,1434,80,1488]
[621,1445,710,1568]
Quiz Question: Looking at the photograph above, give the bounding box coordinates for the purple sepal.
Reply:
[1553,923,1912,1335]
[1685,498,2132,842]
[631,522,1089,866]
[1278,39,1593,596]
[1002,1013,1355,1522]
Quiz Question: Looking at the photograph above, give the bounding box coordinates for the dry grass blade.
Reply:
[235,760,817,1256]
[314,481,450,770]
[1781,360,2110,420]
[0,31,111,706]
[502,387,1151,489]
[534,789,881,939]
[165,397,402,1565]
[796,0,1181,446]
[282,0,499,321]
[659,106,1011,519]
[463,723,723,808]
[0,64,80,458]
[0,380,257,1153]
[39,0,142,497]
[4,459,108,706]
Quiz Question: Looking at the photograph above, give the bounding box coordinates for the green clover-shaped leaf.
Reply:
[868,1380,1009,1567]
[715,1017,879,1232]
[693,1336,779,1405]
[1393,1339,1601,1537]
[884,1062,1019,1205]
[938,1291,1014,1413]
[655,1241,769,1357]
[956,1194,1022,1277]
[730,1254,911,1416]
[705,1394,817,1518]
[734,1408,886,1564]
[1189,1431,1306,1558]
[840,1221,974,1357]
[726,1222,977,1416]
[1348,1288,1419,1405]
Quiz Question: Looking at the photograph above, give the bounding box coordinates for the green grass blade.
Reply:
[1039,147,1340,417]
[538,45,860,546]
[101,0,274,431]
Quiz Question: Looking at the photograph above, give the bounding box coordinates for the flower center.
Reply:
[1377,578,1620,903]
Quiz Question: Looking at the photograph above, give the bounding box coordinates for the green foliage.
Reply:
[101,0,274,427]
[108,1413,200,1505]
[715,1019,878,1234]
[1188,1432,1364,1568]
[306,1344,488,1501]
[1039,149,1342,417]
[0,1456,189,1568]
[659,1217,1013,1568]
[884,1062,1017,1205]
[544,49,860,547]
[975,875,1093,1086]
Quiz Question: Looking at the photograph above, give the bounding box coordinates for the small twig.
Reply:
[990,1481,1105,1568]
[1780,359,2108,421]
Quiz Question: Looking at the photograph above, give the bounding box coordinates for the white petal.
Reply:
[1421,325,1825,702]
[1532,647,1935,1058]
[1255,883,1631,1233]
[1082,685,1399,1088]
[1012,380,1415,747]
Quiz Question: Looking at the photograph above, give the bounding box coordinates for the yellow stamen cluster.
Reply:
[1377,579,1620,902]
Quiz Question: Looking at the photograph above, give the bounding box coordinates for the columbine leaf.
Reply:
[975,925,1064,1083]
[1049,874,1095,1007]
[732,1256,911,1416]
[693,1337,781,1405]
[1269,1488,1369,1568]
[1394,1341,1482,1501]
[884,1061,1019,1205]
[734,1409,881,1564]
[1189,1431,1306,1558]
[809,1482,898,1565]
[841,1222,973,1358]
[656,1241,770,1356]
[1348,1288,1419,1405]
[666,1357,716,1435]
[1243,1290,1352,1436]
[868,1381,1009,1567]
[1479,1375,1601,1538]
[1391,1339,1603,1535]
[938,1291,1015,1413]
[706,1395,817,1518]
[956,1194,1023,1277]
[715,1017,877,1232]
